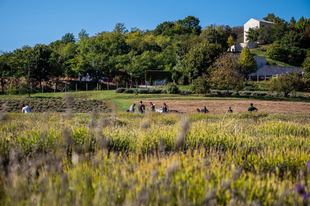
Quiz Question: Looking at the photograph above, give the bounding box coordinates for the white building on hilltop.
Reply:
[244,18,273,43]
[228,18,273,52]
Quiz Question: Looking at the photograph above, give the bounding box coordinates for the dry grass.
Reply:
[144,100,310,115]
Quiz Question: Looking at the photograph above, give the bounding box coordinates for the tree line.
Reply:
[246,14,310,64]
[0,14,309,95]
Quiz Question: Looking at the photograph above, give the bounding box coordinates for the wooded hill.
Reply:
[0,14,309,93]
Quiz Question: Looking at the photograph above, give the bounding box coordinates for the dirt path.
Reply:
[144,100,310,115]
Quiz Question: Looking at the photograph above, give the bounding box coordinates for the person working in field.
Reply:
[129,103,136,113]
[138,101,145,114]
[197,106,209,113]
[162,103,168,113]
[247,103,258,112]
[21,104,31,113]
[150,102,155,112]
[227,106,233,113]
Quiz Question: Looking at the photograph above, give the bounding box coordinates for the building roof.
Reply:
[245,18,274,25]
[249,65,302,76]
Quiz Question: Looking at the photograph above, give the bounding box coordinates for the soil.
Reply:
[145,100,310,115]
[0,98,109,113]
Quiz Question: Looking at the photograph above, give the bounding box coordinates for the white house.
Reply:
[228,18,273,52]
[244,18,273,43]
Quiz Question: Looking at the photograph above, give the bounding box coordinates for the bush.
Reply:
[166,83,179,94]
[123,88,134,93]
[191,75,210,94]
[116,88,126,93]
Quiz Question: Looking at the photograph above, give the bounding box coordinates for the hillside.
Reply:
[250,45,302,68]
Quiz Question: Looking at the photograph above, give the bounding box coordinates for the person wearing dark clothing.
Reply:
[247,103,258,112]
[162,103,168,113]
[197,106,209,113]
[138,101,145,114]
[227,106,233,113]
[150,102,155,112]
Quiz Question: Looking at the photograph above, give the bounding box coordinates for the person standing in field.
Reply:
[21,104,31,113]
[227,106,233,113]
[150,102,155,112]
[138,101,145,114]
[247,103,258,112]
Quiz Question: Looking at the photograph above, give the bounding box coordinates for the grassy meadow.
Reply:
[1,95,310,205]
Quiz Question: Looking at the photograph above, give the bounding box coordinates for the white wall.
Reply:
[244,18,260,43]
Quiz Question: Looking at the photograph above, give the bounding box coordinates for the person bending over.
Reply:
[21,104,31,113]
[247,103,258,112]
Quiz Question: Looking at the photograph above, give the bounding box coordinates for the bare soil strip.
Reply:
[144,100,310,115]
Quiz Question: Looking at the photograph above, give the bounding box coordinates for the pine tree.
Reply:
[238,46,257,79]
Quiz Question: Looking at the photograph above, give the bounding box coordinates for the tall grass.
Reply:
[1,111,310,205]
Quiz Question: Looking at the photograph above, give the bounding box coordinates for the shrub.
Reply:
[166,83,179,94]
[116,88,126,93]
[191,74,210,94]
[123,88,134,93]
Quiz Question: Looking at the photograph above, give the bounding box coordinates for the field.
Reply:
[1,91,310,205]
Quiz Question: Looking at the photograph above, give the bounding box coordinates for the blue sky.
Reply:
[1,0,310,53]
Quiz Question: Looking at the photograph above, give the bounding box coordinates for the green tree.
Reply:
[209,53,243,94]
[271,18,288,42]
[266,41,287,61]
[176,16,202,35]
[227,35,235,47]
[200,26,222,44]
[295,16,310,32]
[238,46,257,79]
[29,44,53,87]
[258,25,272,44]
[269,72,305,97]
[49,40,66,90]
[302,50,310,79]
[153,21,175,36]
[246,27,259,42]
[62,33,75,44]
[183,41,223,80]
[0,52,12,93]
[287,17,296,30]
[190,74,210,94]
[78,29,89,40]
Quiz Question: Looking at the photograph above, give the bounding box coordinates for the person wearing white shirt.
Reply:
[21,104,31,113]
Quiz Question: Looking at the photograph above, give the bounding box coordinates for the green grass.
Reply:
[1,112,310,205]
[250,45,302,68]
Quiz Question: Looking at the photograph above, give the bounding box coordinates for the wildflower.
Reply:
[307,162,310,170]
[295,183,305,195]
[303,193,308,200]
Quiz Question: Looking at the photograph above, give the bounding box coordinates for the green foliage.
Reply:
[166,83,179,94]
[266,41,288,61]
[238,46,257,78]
[61,33,75,43]
[246,27,259,42]
[258,25,273,44]
[145,70,171,82]
[190,74,210,94]
[227,35,235,47]
[303,50,310,79]
[209,53,244,93]
[269,72,306,97]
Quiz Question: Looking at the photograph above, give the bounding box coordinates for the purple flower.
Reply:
[307,162,310,170]
[88,124,90,127]
[295,183,305,195]
[303,193,309,200]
